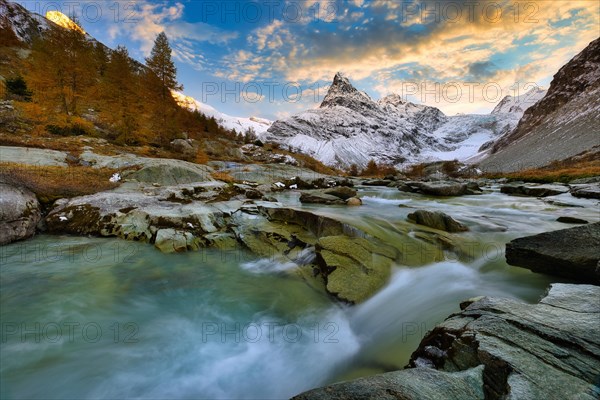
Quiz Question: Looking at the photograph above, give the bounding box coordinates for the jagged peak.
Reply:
[320,73,374,109]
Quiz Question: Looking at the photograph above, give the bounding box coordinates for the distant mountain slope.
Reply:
[264,73,534,168]
[480,37,600,172]
[172,92,272,135]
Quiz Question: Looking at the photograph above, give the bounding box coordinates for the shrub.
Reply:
[5,76,32,101]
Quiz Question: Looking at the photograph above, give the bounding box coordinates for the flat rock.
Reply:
[323,186,357,200]
[299,191,345,205]
[556,216,588,224]
[0,146,68,167]
[500,183,569,197]
[296,284,600,399]
[0,183,41,245]
[407,210,469,232]
[506,222,600,283]
[400,181,468,196]
[570,183,600,199]
[362,179,392,186]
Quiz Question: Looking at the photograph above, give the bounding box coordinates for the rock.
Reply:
[124,162,214,186]
[570,176,600,184]
[407,210,469,233]
[0,184,41,245]
[362,179,393,186]
[154,229,200,253]
[400,181,468,196]
[244,189,263,200]
[500,183,569,197]
[297,284,600,400]
[570,183,600,199]
[170,138,196,157]
[294,366,485,400]
[316,235,396,303]
[556,216,588,224]
[299,191,345,205]
[346,197,362,206]
[323,186,357,200]
[0,146,68,167]
[465,181,482,195]
[506,222,600,283]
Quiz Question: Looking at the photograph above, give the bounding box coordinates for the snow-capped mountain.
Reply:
[172,92,272,135]
[0,0,49,43]
[264,73,535,168]
[480,37,600,172]
[491,87,546,116]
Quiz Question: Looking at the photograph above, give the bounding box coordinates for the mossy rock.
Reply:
[316,235,395,303]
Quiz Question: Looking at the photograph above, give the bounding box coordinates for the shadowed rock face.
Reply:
[0,184,41,245]
[407,210,468,233]
[294,284,600,400]
[480,37,600,172]
[505,222,600,284]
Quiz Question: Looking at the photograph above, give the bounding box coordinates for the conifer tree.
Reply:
[144,32,182,145]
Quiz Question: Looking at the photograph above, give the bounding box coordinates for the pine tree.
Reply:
[144,32,182,146]
[145,32,182,99]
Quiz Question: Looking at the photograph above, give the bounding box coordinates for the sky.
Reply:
[15,0,600,120]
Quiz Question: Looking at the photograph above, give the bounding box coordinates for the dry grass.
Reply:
[484,155,600,183]
[0,162,119,204]
[211,171,236,183]
[273,149,340,175]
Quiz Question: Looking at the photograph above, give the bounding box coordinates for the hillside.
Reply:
[480,37,600,172]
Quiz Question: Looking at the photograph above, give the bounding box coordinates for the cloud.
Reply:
[107,1,238,56]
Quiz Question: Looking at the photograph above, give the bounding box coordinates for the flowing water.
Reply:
[1,186,598,399]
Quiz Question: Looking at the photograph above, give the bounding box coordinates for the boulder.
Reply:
[407,210,469,233]
[316,235,396,303]
[400,181,468,196]
[0,184,42,245]
[294,366,485,400]
[154,228,200,253]
[0,146,68,167]
[324,186,357,200]
[296,284,600,400]
[170,138,197,158]
[500,183,569,197]
[244,189,263,200]
[346,197,362,206]
[299,192,345,205]
[570,183,600,199]
[506,222,600,283]
[556,216,588,224]
[362,179,393,186]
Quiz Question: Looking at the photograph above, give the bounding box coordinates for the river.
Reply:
[1,185,597,399]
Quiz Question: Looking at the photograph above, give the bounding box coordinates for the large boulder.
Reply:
[407,210,468,233]
[0,146,68,167]
[506,222,600,283]
[362,179,392,186]
[500,183,569,197]
[399,181,468,196]
[316,235,396,303]
[299,191,345,205]
[0,184,42,245]
[323,186,357,200]
[570,183,600,199]
[296,284,600,400]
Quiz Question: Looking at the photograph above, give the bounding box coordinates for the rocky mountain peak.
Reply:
[320,72,375,110]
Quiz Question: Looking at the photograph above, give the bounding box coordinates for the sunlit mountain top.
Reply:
[45,10,85,34]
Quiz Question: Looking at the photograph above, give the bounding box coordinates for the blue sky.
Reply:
[16,0,600,120]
